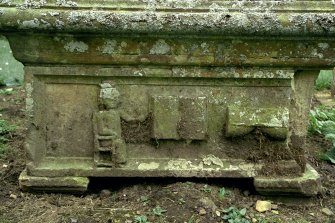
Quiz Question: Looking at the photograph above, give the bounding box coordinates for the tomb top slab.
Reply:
[0,0,335,36]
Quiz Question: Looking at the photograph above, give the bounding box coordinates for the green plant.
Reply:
[0,216,12,223]
[178,198,185,205]
[0,88,14,95]
[134,215,150,223]
[0,119,15,135]
[218,187,226,200]
[309,106,335,134]
[0,79,5,87]
[140,195,150,205]
[309,106,335,164]
[315,70,333,91]
[0,119,15,156]
[222,207,250,223]
[201,184,211,193]
[187,215,195,223]
[152,206,167,216]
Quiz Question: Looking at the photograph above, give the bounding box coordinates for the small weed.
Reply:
[218,187,226,200]
[187,215,195,223]
[0,88,14,95]
[140,195,150,205]
[0,119,15,156]
[134,215,150,223]
[152,206,167,216]
[178,198,186,205]
[315,70,333,91]
[0,119,15,135]
[186,181,193,186]
[0,137,9,155]
[0,216,12,223]
[201,185,211,193]
[222,207,249,223]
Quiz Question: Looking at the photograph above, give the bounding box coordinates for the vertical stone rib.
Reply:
[288,70,318,171]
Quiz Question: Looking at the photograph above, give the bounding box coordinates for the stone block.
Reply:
[226,107,289,139]
[254,164,321,196]
[178,97,207,140]
[151,96,180,139]
[19,169,89,193]
[151,96,208,140]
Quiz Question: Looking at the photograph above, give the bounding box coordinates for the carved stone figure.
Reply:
[93,83,126,167]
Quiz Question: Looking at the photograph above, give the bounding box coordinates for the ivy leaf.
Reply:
[239,208,247,216]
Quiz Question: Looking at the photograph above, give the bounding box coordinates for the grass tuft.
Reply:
[315,70,333,91]
[0,119,15,156]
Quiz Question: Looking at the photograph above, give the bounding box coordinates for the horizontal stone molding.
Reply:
[1,3,335,36]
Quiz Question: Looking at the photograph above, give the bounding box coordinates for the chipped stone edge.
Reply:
[19,169,89,193]
[254,164,321,196]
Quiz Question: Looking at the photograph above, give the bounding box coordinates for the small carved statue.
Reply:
[93,83,126,167]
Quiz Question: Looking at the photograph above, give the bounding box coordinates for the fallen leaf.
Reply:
[255,200,271,213]
[322,207,334,216]
[199,208,207,215]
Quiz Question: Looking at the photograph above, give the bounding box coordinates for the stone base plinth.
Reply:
[254,164,321,196]
[19,161,320,196]
[19,169,89,193]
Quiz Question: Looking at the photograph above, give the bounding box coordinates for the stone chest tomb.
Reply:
[1,0,334,195]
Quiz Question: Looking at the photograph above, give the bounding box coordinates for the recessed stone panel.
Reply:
[151,96,180,140]
[45,84,98,157]
[178,97,207,140]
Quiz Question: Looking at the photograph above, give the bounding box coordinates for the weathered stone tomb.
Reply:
[1,0,334,195]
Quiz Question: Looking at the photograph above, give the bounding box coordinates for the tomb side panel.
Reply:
[44,83,98,157]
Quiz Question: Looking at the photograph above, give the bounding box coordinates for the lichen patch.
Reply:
[202,155,224,168]
[150,39,171,55]
[141,0,203,10]
[55,19,64,29]
[0,0,12,6]
[98,40,117,55]
[138,162,159,170]
[318,43,329,50]
[16,0,46,10]
[64,41,88,53]
[56,0,78,7]
[20,19,41,29]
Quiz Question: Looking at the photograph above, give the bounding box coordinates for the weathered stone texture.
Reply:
[0,0,329,195]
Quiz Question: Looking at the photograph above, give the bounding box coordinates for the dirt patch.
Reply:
[224,128,293,163]
[288,132,307,171]
[224,128,308,177]
[121,115,152,143]
[314,90,335,107]
[258,161,301,177]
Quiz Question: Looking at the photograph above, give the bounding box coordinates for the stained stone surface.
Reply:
[0,0,331,195]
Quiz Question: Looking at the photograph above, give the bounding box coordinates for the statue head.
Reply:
[99,83,120,109]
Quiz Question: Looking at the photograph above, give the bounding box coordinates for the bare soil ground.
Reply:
[0,87,334,223]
